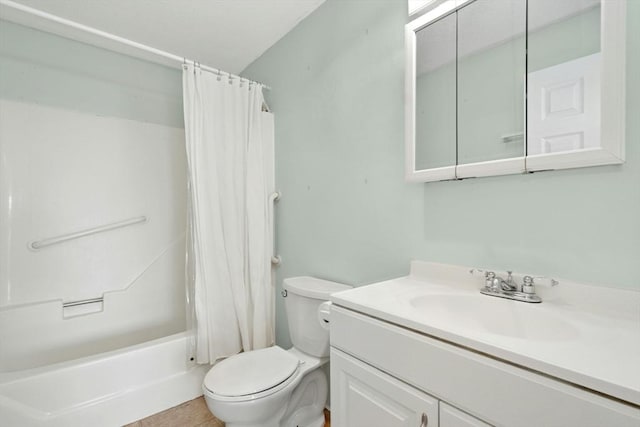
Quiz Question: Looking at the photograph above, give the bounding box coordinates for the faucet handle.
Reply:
[531,276,559,287]
[470,269,498,290]
[522,275,559,295]
[469,268,493,278]
[522,276,535,294]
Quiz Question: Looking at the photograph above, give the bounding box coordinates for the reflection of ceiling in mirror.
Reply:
[416,0,600,76]
[409,0,438,15]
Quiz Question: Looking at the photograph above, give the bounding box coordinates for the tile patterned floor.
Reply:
[123,397,222,427]
[124,397,331,427]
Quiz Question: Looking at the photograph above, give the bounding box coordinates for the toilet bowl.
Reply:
[202,277,351,427]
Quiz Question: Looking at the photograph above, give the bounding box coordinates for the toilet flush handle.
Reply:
[317,301,332,330]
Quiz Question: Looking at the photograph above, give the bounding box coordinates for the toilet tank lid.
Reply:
[283,276,352,299]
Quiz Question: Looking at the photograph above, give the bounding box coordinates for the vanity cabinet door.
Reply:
[440,403,491,427]
[331,348,438,427]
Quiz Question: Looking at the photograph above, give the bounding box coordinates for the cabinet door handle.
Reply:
[420,412,429,426]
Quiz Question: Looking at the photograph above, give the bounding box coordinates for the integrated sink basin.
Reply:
[409,294,580,341]
[330,261,640,406]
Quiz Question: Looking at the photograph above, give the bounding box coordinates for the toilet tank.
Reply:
[283,277,351,358]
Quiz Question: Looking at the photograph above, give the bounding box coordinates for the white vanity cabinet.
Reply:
[439,403,491,427]
[331,348,438,427]
[331,347,490,427]
[329,305,640,427]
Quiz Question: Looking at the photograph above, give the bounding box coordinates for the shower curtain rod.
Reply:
[0,0,271,90]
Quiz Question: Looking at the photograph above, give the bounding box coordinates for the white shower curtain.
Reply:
[182,63,274,364]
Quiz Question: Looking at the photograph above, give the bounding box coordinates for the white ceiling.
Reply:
[2,0,326,74]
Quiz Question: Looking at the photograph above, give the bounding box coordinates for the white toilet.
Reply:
[203,276,351,427]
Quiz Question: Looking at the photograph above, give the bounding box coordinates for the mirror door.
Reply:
[455,0,527,178]
[526,0,625,171]
[414,13,457,177]
[406,8,458,182]
[405,0,626,183]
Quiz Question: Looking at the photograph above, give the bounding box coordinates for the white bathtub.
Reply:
[0,332,209,427]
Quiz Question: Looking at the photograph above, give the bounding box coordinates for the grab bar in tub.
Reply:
[63,297,103,308]
[30,215,148,250]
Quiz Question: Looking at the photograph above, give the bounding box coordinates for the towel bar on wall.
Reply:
[29,216,148,250]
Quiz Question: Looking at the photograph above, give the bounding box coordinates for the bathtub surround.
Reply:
[0,16,197,426]
[0,21,188,370]
[182,63,275,364]
[243,0,640,348]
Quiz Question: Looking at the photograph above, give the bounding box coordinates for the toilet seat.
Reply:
[203,346,301,402]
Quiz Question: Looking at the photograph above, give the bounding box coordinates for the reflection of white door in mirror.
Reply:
[528,53,600,156]
[524,0,626,173]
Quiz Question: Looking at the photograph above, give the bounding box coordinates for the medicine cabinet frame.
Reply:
[405,0,627,183]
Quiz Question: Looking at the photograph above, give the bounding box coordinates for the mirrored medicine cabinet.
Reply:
[405,0,627,182]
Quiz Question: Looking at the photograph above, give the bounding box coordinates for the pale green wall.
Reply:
[0,21,183,128]
[244,0,640,348]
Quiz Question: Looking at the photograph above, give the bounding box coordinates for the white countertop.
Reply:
[330,261,640,406]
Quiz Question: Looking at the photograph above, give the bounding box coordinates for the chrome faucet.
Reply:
[485,270,518,292]
[471,269,558,303]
